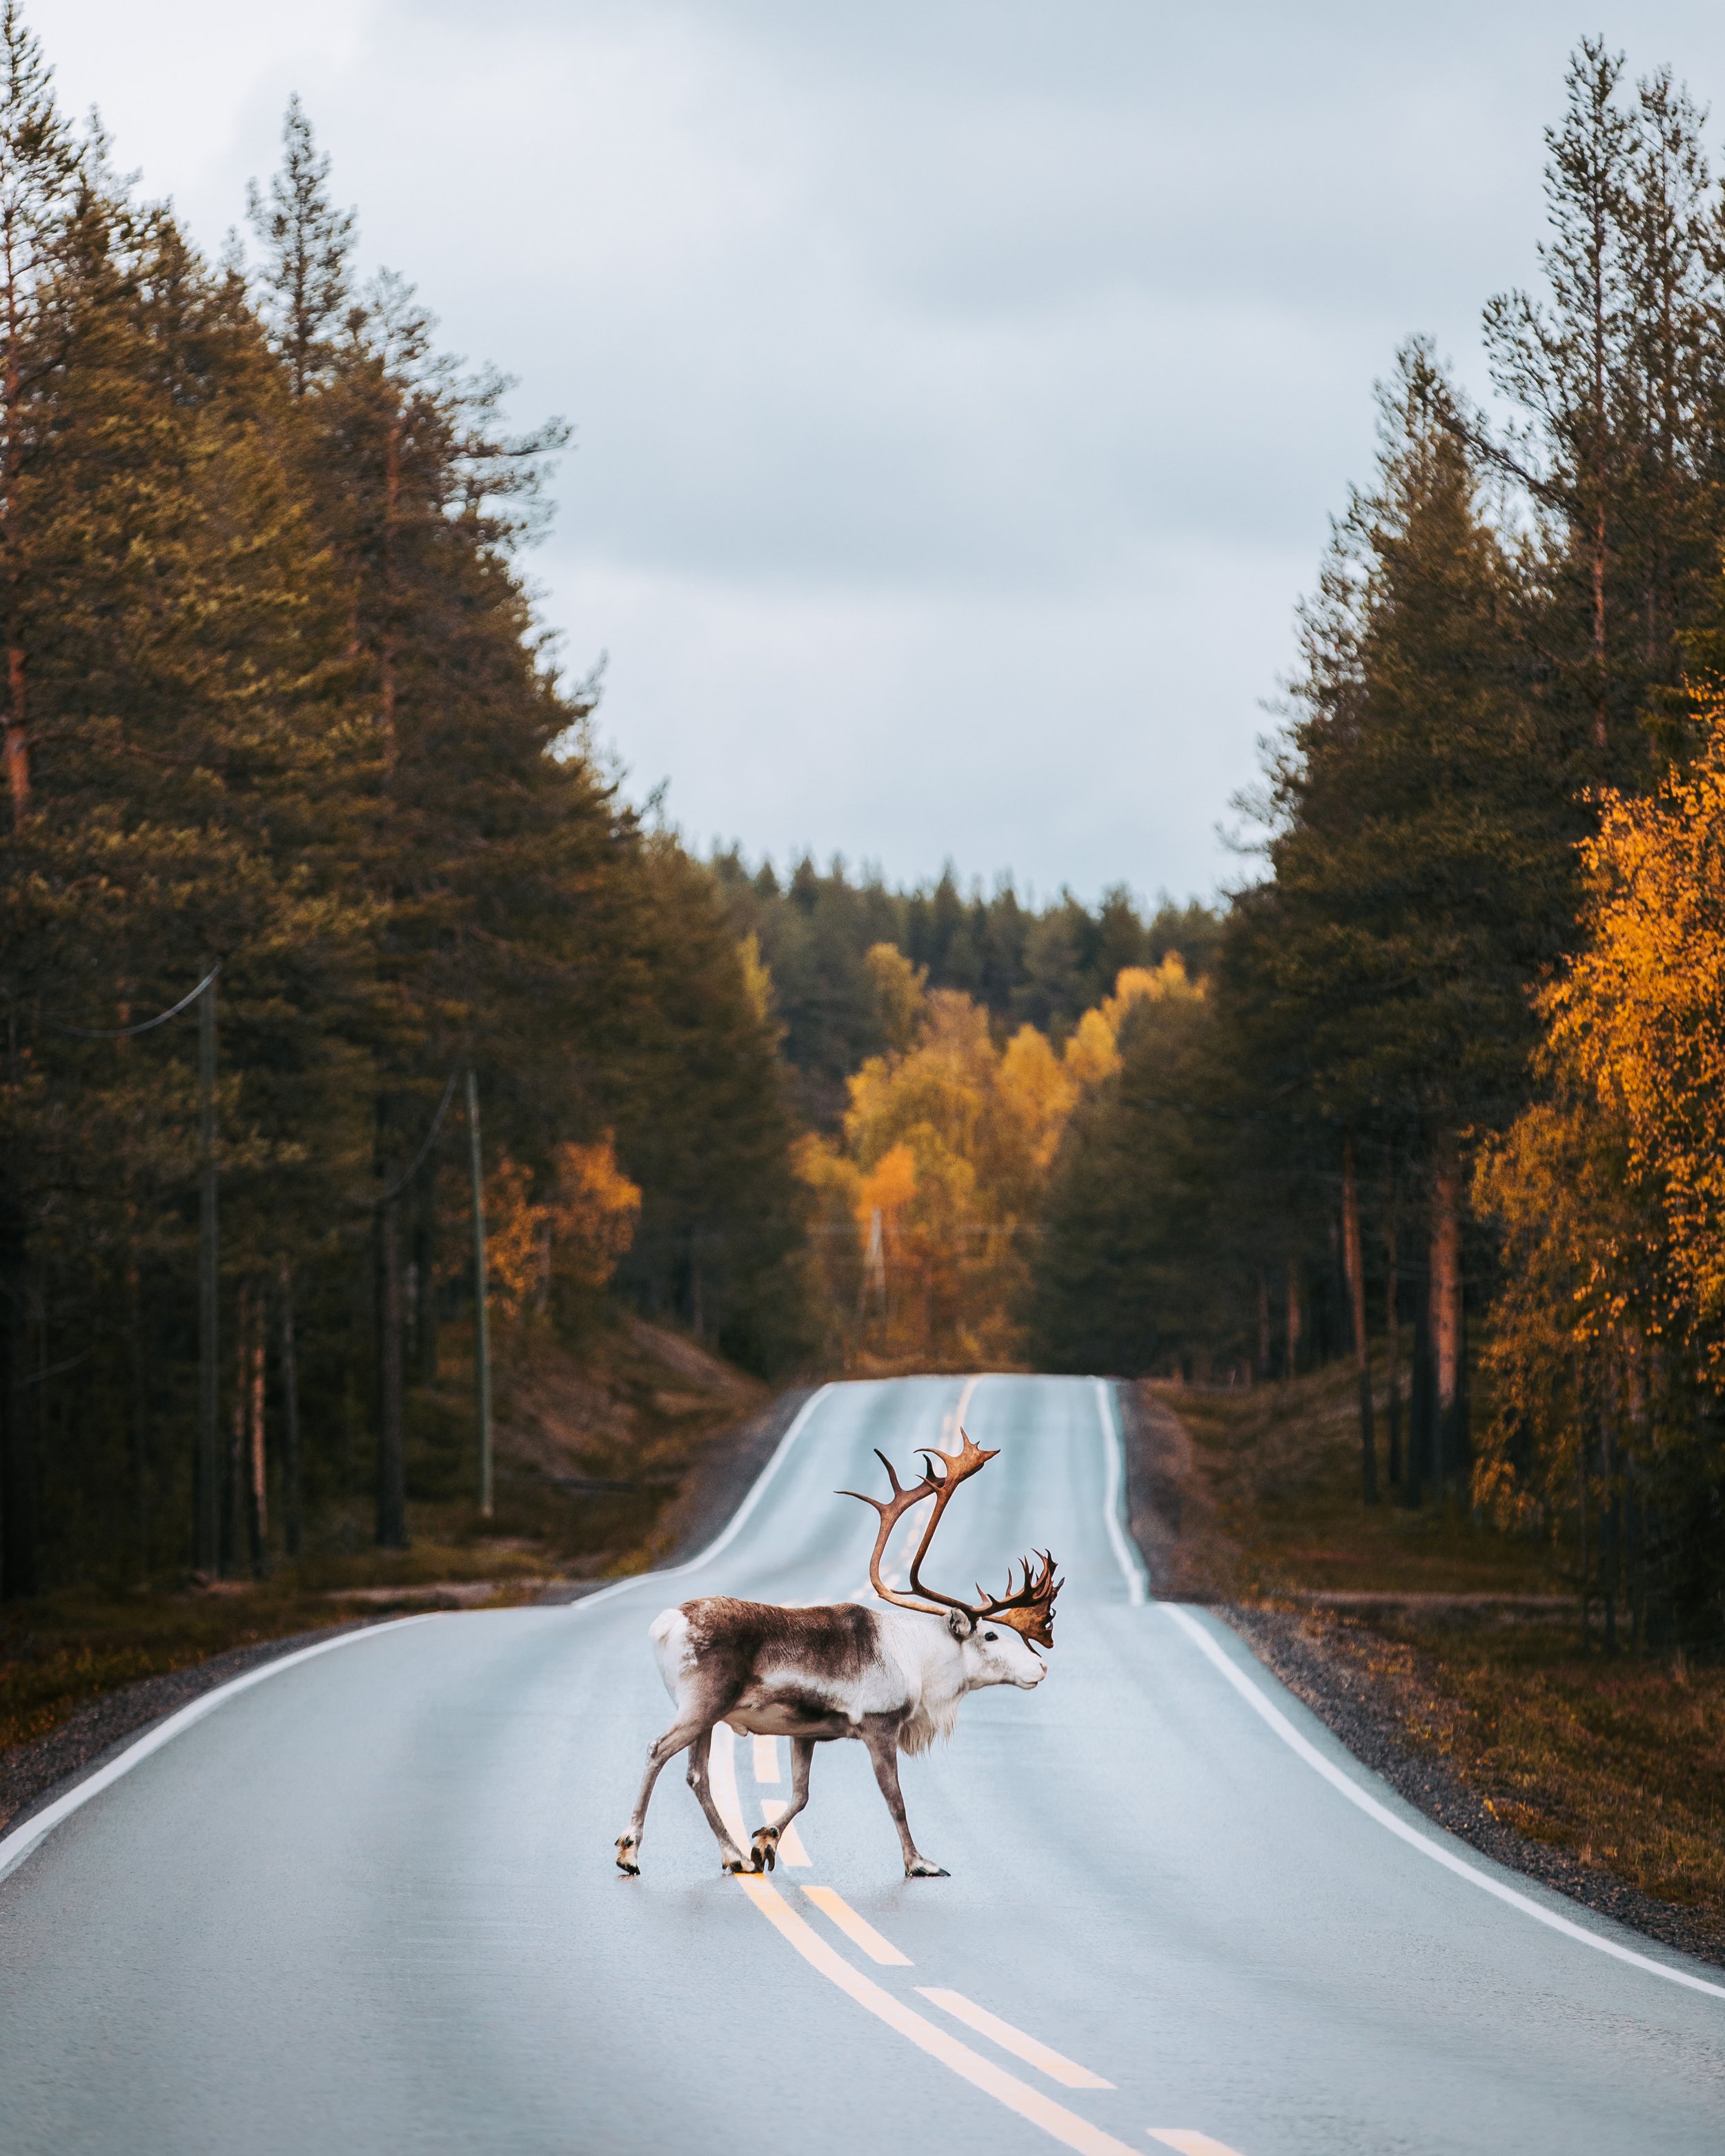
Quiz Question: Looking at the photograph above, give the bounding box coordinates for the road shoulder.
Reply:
[1115,1377,1725,1974]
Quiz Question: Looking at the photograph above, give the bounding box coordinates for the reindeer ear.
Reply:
[946,1607,976,1641]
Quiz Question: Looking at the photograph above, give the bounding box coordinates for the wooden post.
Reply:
[466,1070,493,1519]
[248,1291,267,1562]
[1342,1134,1377,1504]
[197,968,219,1575]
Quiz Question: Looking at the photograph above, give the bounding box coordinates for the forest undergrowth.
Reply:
[0,1311,764,1766]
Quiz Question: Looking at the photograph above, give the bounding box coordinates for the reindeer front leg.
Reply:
[751,1735,815,1873]
[860,1717,947,1878]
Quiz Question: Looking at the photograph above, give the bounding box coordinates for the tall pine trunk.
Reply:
[1406,1224,1432,1510]
[376,1191,408,1550]
[1255,1267,1270,1381]
[1383,1201,1402,1487]
[279,1261,303,1559]
[1430,1132,1463,1499]
[1342,1134,1377,1503]
[1283,1258,1301,1379]
[246,1294,266,1574]
[0,1179,34,1597]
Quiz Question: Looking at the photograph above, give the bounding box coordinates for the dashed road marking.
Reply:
[800,1884,913,1965]
[751,1735,780,1784]
[1147,2134,1248,2155]
[736,1877,1147,2156]
[918,1988,1113,2088]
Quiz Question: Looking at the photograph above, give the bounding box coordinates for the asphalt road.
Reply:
[2,1374,1722,2156]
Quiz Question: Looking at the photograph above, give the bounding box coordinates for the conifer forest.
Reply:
[6,14,1725,1665]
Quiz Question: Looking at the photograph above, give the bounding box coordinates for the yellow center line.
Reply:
[916,1987,1113,2088]
[1147,2135,1248,2156]
[757,1799,810,1866]
[735,1877,1145,2156]
[800,1884,913,1965]
[751,1734,780,1784]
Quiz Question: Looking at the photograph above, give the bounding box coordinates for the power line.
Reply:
[377,1071,460,1206]
[40,963,221,1039]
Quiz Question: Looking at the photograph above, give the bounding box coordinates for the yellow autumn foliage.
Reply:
[1543,695,1725,1362]
[795,955,1201,1369]
[1472,695,1725,1531]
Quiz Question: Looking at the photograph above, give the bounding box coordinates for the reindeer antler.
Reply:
[840,1427,1061,1647]
[976,1548,1061,1650]
[904,1429,998,1616]
[838,1448,947,1616]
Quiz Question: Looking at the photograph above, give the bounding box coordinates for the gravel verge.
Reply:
[1219,1605,1725,1972]
[0,1622,381,1842]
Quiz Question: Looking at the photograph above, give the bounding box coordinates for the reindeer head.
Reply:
[840,1430,1061,1687]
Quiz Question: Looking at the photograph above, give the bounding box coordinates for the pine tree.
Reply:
[0,0,83,824]
[246,95,354,400]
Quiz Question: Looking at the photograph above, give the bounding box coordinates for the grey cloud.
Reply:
[49,0,1725,895]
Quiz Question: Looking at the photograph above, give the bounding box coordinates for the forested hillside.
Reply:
[0,12,806,1598]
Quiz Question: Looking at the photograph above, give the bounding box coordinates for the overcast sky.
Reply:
[32,2,1725,902]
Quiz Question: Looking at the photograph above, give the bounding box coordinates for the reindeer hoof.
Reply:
[750,1827,780,1874]
[905,1858,949,1879]
[615,1836,641,1877]
[722,1853,761,1875]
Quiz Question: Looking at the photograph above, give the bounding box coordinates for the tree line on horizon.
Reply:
[712,851,1219,1128]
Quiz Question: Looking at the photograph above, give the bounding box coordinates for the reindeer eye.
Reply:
[983,1630,998,1641]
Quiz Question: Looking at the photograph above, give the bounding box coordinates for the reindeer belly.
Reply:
[724,1681,856,1739]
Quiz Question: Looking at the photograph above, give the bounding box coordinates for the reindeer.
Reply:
[615,1431,1060,1879]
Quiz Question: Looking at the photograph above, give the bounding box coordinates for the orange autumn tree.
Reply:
[798,951,1192,1368]
[1475,693,1725,1639]
[455,1134,642,1325]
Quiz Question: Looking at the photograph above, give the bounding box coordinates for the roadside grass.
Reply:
[1150,1362,1725,1939]
[1159,1356,1559,1600]
[1382,1621,1725,1921]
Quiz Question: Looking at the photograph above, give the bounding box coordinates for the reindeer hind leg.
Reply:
[684,1725,756,1874]
[617,1710,713,1875]
[751,1734,816,1873]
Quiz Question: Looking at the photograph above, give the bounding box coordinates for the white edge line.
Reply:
[0,1613,444,1883]
[1095,1379,1147,1605]
[556,1383,837,1625]
[1165,1602,1725,2002]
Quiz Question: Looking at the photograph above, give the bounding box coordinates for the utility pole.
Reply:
[465,1069,493,1518]
[197,967,219,1574]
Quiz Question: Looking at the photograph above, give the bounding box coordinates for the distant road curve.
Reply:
[3,1374,1721,2156]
